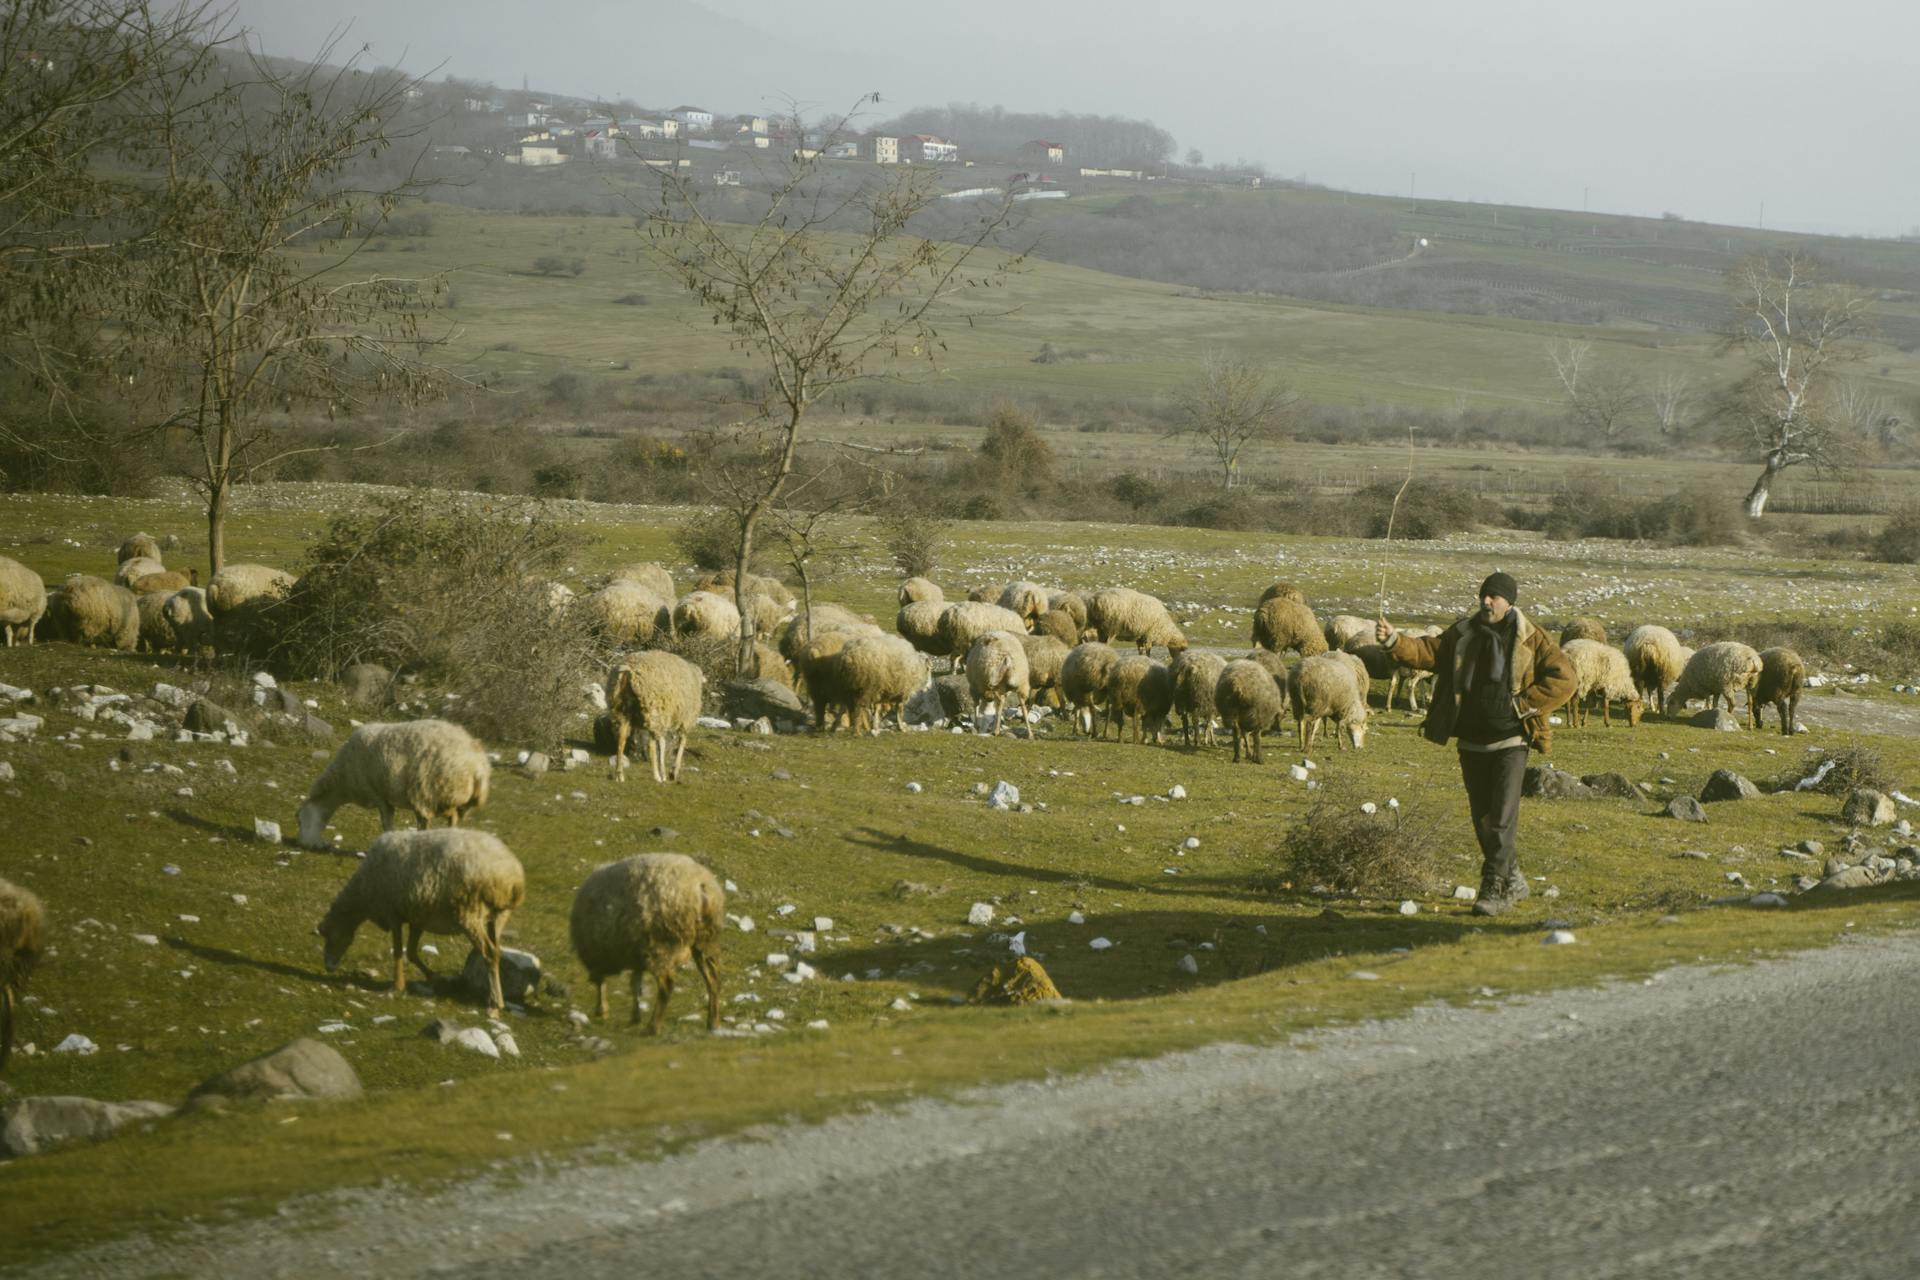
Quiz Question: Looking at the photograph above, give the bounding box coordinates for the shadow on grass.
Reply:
[849,827,1144,895]
[1775,879,1920,911]
[166,935,322,985]
[166,806,263,842]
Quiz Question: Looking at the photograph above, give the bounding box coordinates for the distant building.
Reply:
[734,115,770,136]
[628,119,676,139]
[504,140,567,166]
[670,106,714,131]
[714,169,742,186]
[823,141,858,160]
[872,135,899,164]
[906,133,957,163]
[1026,139,1066,163]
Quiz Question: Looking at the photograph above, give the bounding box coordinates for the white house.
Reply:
[906,133,957,163]
[872,135,899,164]
[670,106,714,131]
[504,140,568,166]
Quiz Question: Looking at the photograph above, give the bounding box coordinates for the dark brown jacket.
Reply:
[1387,607,1577,754]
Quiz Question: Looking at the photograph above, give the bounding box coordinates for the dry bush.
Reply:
[1779,743,1897,796]
[1274,788,1447,897]
[876,502,951,579]
[273,493,599,748]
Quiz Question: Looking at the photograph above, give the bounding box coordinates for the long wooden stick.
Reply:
[1377,427,1418,620]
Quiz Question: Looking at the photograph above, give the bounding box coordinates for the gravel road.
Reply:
[34,927,1920,1280]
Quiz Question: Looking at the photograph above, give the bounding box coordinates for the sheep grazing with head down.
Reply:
[966,630,1032,736]
[1322,614,1374,653]
[606,650,705,781]
[1561,638,1643,728]
[136,586,214,655]
[1623,624,1691,716]
[570,853,724,1034]
[1252,596,1328,658]
[897,576,944,606]
[0,555,47,647]
[1292,652,1369,753]
[46,573,139,650]
[895,599,951,662]
[1047,590,1090,633]
[117,533,163,565]
[938,601,1029,659]
[1754,647,1806,735]
[1669,641,1763,720]
[1021,633,1072,709]
[1088,587,1185,654]
[1169,649,1227,747]
[672,590,742,642]
[1105,654,1173,745]
[1033,608,1082,647]
[1060,640,1121,737]
[316,828,524,1016]
[830,633,931,733]
[996,580,1049,631]
[1258,581,1307,607]
[113,556,167,588]
[128,568,197,595]
[578,580,670,648]
[1560,617,1608,646]
[694,568,794,607]
[1215,658,1287,763]
[608,561,676,602]
[1,877,46,1071]
[206,563,295,616]
[296,720,491,849]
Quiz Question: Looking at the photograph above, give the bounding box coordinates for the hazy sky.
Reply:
[226,0,1918,236]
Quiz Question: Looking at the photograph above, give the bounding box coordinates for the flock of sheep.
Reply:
[0,533,1813,1060]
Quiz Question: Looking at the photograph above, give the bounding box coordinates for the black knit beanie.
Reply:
[1478,572,1518,604]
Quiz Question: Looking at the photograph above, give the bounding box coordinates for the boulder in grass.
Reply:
[1690,708,1740,732]
[184,1038,362,1111]
[339,663,393,707]
[1,1096,174,1157]
[1580,772,1641,799]
[718,678,805,725]
[1523,766,1593,799]
[1666,795,1709,823]
[1700,769,1761,802]
[461,947,542,1005]
[1842,789,1897,827]
[182,699,237,735]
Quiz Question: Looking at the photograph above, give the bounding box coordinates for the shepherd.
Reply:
[1376,572,1575,916]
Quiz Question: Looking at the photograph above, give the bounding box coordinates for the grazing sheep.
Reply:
[895,600,951,660]
[1242,647,1291,686]
[1252,596,1328,657]
[116,533,162,565]
[996,580,1049,630]
[608,561,676,601]
[1167,649,1226,748]
[1060,641,1121,737]
[739,591,793,640]
[746,640,792,687]
[606,650,705,781]
[897,576,944,606]
[1754,647,1806,735]
[1088,587,1186,653]
[966,630,1032,736]
[671,590,742,642]
[1047,589,1090,632]
[937,600,1029,658]
[1021,633,1072,709]
[206,563,295,616]
[1623,624,1691,716]
[694,568,794,607]
[46,573,139,650]
[795,628,882,727]
[831,634,931,733]
[570,853,723,1034]
[1560,617,1608,646]
[0,877,46,1072]
[0,555,47,646]
[1291,653,1369,753]
[1215,658,1287,763]
[315,828,524,1016]
[1033,608,1082,647]
[111,557,164,589]
[1105,654,1173,745]
[1323,614,1374,653]
[1257,581,1307,607]
[1561,638,1644,728]
[578,580,670,647]
[1669,641,1764,719]
[778,603,875,668]
[127,568,197,595]
[136,586,214,655]
[296,720,491,848]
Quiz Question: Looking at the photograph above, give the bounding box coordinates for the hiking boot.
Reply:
[1471,867,1529,917]
[1471,891,1513,917]
[1502,870,1532,904]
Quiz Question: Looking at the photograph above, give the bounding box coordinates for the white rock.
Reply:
[807,1019,829,1030]
[1067,910,1085,924]
[793,931,816,954]
[1398,900,1419,916]
[777,904,796,916]
[905,781,923,793]
[729,914,756,933]
[131,934,159,946]
[230,894,247,906]
[0,682,31,702]
[1360,802,1377,815]
[988,780,1020,810]
[889,997,912,1012]
[1750,893,1789,907]
[1453,885,1478,901]
[968,902,994,926]
[1288,765,1310,782]
[765,952,790,968]
[53,1033,98,1055]
[450,1027,500,1058]
[696,715,731,730]
[493,1031,520,1058]
[1543,930,1578,945]
[567,748,590,764]
[1169,785,1187,800]
[252,671,277,689]
[785,961,817,983]
[253,818,282,844]
[1182,836,1201,850]
[1176,953,1199,975]
[1089,936,1114,950]
[317,1022,351,1034]
[1350,970,1380,981]
[812,916,833,931]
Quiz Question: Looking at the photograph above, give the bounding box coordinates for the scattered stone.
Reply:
[1089,936,1114,950]
[1287,764,1310,782]
[1579,772,1640,799]
[718,677,806,725]
[0,713,46,741]
[1750,893,1789,907]
[0,762,12,782]
[1842,789,1898,827]
[52,1034,98,1055]
[905,781,923,794]
[987,780,1020,811]
[967,902,994,926]
[1799,839,1825,856]
[185,1038,363,1109]
[1700,770,1761,802]
[1398,900,1419,916]
[1182,836,1201,850]
[448,1027,500,1058]
[1349,970,1380,981]
[970,956,1064,1004]
[253,818,282,845]
[1523,766,1593,799]
[1067,910,1085,924]
[339,663,393,706]
[493,1031,520,1058]
[888,997,913,1012]
[1543,930,1577,945]
[181,700,237,736]
[1175,953,1200,975]
[295,714,334,741]
[461,947,542,1005]
[1,1096,174,1157]
[1169,785,1187,800]
[1452,885,1478,901]
[1815,865,1884,892]
[1689,708,1740,732]
[520,752,550,777]
[1665,796,1709,823]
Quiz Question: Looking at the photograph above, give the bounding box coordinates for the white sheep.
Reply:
[1669,641,1763,720]
[136,586,214,655]
[938,600,1030,658]
[606,650,705,781]
[1561,638,1643,728]
[1021,633,1072,709]
[1088,587,1186,653]
[671,590,742,642]
[0,555,47,647]
[315,828,525,1016]
[693,568,794,607]
[1105,653,1173,745]
[1323,614,1374,652]
[1560,617,1608,645]
[206,563,295,616]
[1214,657,1287,763]
[1,877,46,1072]
[831,633,931,733]
[1291,652,1369,753]
[1169,649,1227,747]
[47,573,139,650]
[578,580,670,647]
[739,591,794,640]
[1047,589,1090,632]
[1060,640,1120,737]
[296,719,492,848]
[966,630,1032,736]
[116,533,163,565]
[1252,596,1328,657]
[897,577,944,606]
[570,853,724,1034]
[1033,608,1083,647]
[1623,625,1690,716]
[996,580,1049,630]
[608,561,676,601]
[895,600,951,660]
[113,556,167,588]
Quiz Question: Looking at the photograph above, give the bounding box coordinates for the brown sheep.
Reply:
[1252,597,1327,658]
[1754,647,1806,735]
[1,878,46,1071]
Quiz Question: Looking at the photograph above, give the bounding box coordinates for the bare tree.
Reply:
[116,37,445,572]
[643,101,1018,669]
[1170,349,1295,490]
[1828,382,1909,456]
[763,460,878,652]
[1545,337,1591,403]
[1719,252,1873,518]
[1569,364,1643,441]
[1646,369,1694,437]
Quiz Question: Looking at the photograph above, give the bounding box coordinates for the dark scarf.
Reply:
[1463,611,1513,691]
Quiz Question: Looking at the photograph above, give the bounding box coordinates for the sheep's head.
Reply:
[295,801,333,850]
[1625,698,1644,728]
[315,911,355,972]
[1344,719,1369,751]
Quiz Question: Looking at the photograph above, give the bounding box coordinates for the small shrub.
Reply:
[1778,743,1897,796]
[672,506,759,573]
[1659,485,1744,546]
[1273,787,1447,898]
[876,503,951,579]
[1871,508,1920,563]
[532,462,585,498]
[958,492,1003,521]
[1360,479,1481,540]
[1109,470,1163,511]
[976,404,1055,496]
[532,255,567,276]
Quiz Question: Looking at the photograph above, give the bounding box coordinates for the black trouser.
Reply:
[1458,746,1527,888]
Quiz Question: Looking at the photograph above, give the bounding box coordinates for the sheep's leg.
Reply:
[1784,693,1798,737]
[2,984,15,1070]
[1250,728,1263,765]
[629,971,647,1027]
[648,969,675,1036]
[406,923,437,984]
[390,926,409,995]
[379,804,396,832]
[670,733,687,783]
[593,976,610,1021]
[694,946,721,1031]
[464,919,503,1015]
[645,732,662,783]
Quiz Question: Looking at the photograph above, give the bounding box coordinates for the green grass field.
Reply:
[3,483,1919,1260]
